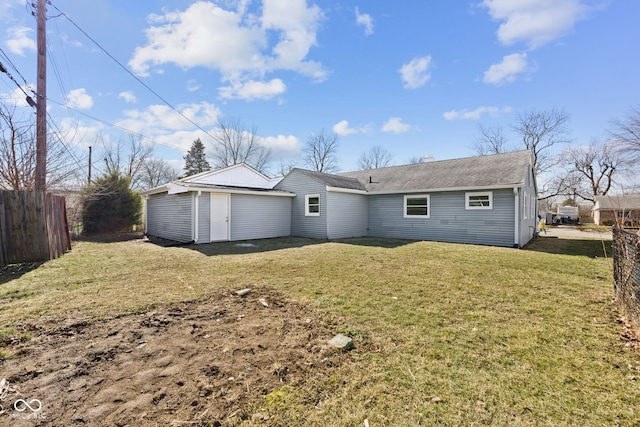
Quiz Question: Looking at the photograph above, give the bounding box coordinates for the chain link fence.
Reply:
[613,227,640,332]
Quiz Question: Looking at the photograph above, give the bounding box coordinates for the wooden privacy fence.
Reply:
[0,190,71,268]
[613,227,640,332]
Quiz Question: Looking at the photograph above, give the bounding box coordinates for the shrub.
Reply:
[81,173,142,234]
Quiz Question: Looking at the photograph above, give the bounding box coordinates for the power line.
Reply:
[46,111,88,173]
[46,97,187,153]
[49,2,221,146]
[0,48,37,108]
[0,47,30,86]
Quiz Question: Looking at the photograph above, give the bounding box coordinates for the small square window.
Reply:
[404,195,430,218]
[305,194,320,216]
[466,192,493,210]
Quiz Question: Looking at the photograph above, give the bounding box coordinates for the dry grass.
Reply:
[1,235,638,426]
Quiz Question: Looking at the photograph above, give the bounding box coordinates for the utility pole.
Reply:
[35,0,47,191]
[88,146,92,185]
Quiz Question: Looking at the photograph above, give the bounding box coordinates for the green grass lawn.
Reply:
[1,235,638,426]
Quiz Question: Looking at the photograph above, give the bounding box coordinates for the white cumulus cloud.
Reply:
[355,7,374,36]
[483,52,529,85]
[399,56,432,89]
[482,0,591,49]
[57,117,105,149]
[258,135,302,153]
[442,106,512,121]
[382,117,412,134]
[116,102,220,135]
[332,120,358,136]
[118,91,137,103]
[219,78,286,101]
[5,26,35,55]
[67,88,94,110]
[129,0,326,100]
[186,80,201,92]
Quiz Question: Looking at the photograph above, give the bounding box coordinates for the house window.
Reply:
[466,192,493,210]
[404,194,430,218]
[305,194,320,216]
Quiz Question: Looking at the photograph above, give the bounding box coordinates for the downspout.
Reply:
[513,187,520,247]
[143,196,148,235]
[194,191,201,243]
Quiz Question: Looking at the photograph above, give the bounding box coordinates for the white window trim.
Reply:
[404,194,430,218]
[305,194,320,216]
[465,191,493,210]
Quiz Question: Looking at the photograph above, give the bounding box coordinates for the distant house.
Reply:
[593,194,640,226]
[143,150,538,248]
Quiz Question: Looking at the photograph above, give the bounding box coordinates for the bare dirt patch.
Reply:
[0,287,345,426]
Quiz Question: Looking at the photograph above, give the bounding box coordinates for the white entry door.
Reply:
[210,194,229,241]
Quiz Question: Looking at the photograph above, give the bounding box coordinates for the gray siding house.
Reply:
[276,150,537,247]
[144,151,537,248]
[274,169,369,239]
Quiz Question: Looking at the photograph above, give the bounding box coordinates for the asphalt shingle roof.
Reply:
[337,150,533,192]
[293,169,367,191]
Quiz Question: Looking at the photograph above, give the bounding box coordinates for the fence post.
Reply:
[612,226,640,333]
[0,191,6,267]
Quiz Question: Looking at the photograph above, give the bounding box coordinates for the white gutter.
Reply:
[143,196,148,234]
[141,184,171,196]
[325,186,368,195]
[194,191,201,243]
[166,183,294,197]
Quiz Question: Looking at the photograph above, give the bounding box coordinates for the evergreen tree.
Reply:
[183,138,211,176]
[82,173,142,234]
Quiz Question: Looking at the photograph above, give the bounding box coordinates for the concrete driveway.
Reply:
[540,225,612,240]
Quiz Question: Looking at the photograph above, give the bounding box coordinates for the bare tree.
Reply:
[0,103,35,189]
[303,129,340,173]
[407,154,435,164]
[473,124,510,156]
[357,145,393,170]
[0,103,76,190]
[139,158,179,189]
[473,108,571,176]
[560,140,627,203]
[210,118,271,173]
[102,135,153,190]
[277,159,297,177]
[537,167,587,203]
[407,156,426,164]
[513,107,572,175]
[609,106,640,163]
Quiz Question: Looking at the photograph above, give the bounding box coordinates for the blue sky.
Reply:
[1,0,639,178]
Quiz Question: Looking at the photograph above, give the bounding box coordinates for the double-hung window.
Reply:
[305,194,320,216]
[465,192,493,210]
[404,194,430,218]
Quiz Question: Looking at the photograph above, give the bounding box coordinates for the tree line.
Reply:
[473,107,639,205]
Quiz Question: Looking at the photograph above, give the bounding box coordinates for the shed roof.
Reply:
[338,150,533,193]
